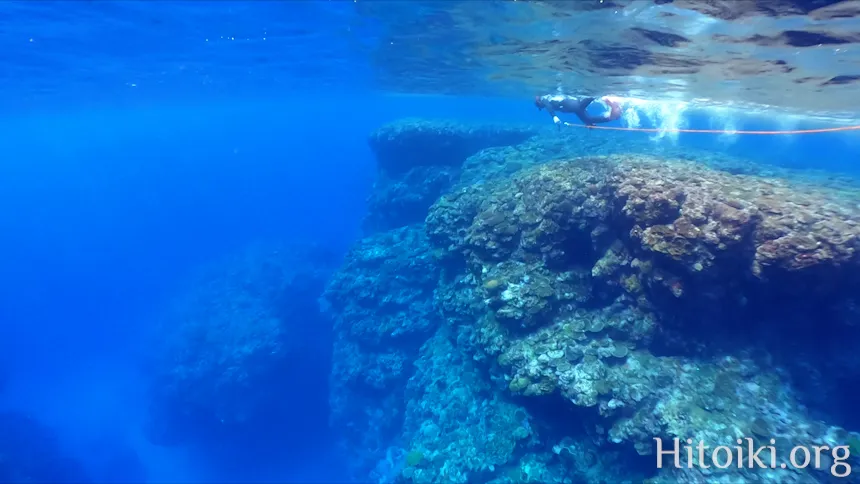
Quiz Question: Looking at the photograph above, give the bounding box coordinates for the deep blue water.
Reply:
[2,2,860,484]
[0,95,545,482]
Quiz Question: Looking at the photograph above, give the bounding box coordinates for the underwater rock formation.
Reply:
[145,242,337,451]
[428,154,860,483]
[324,225,441,479]
[396,326,533,484]
[434,155,860,329]
[331,119,860,484]
[364,119,537,233]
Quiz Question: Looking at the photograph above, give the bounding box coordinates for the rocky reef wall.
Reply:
[323,226,441,479]
[363,119,537,233]
[327,119,860,484]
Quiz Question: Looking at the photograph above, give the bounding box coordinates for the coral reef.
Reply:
[396,327,533,484]
[436,155,860,326]
[324,225,441,479]
[364,119,537,232]
[145,242,337,447]
[368,119,538,177]
[428,154,860,482]
[330,118,860,484]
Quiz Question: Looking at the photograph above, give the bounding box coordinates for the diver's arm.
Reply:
[545,106,561,125]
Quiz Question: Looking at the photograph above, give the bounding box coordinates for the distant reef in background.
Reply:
[325,118,860,484]
[144,241,339,478]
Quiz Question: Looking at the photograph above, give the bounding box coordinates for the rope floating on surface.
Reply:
[562,122,860,135]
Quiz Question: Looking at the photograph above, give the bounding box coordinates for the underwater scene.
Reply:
[2,1,860,483]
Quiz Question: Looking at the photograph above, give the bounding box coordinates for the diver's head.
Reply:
[535,95,544,110]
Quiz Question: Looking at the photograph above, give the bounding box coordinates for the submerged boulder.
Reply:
[333,117,860,484]
[426,153,860,483]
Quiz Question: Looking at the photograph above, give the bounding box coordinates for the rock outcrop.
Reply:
[330,119,860,484]
[364,119,537,232]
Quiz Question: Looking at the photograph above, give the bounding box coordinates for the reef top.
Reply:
[368,118,538,175]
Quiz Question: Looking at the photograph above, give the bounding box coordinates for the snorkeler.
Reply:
[534,94,622,127]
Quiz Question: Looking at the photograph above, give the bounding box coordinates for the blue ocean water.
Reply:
[1,1,860,483]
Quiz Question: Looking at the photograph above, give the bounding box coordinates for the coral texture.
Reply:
[324,225,441,479]
[364,119,537,232]
[331,119,860,484]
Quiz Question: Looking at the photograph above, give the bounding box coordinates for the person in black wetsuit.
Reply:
[534,94,622,127]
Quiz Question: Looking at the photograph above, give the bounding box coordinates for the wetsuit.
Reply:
[535,94,622,126]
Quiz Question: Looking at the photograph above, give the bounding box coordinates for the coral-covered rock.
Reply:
[432,155,860,328]
[364,119,537,232]
[613,157,860,279]
[365,166,458,234]
[323,225,441,479]
[394,327,533,484]
[325,225,439,347]
[368,119,538,177]
[340,118,860,484]
[425,152,860,483]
